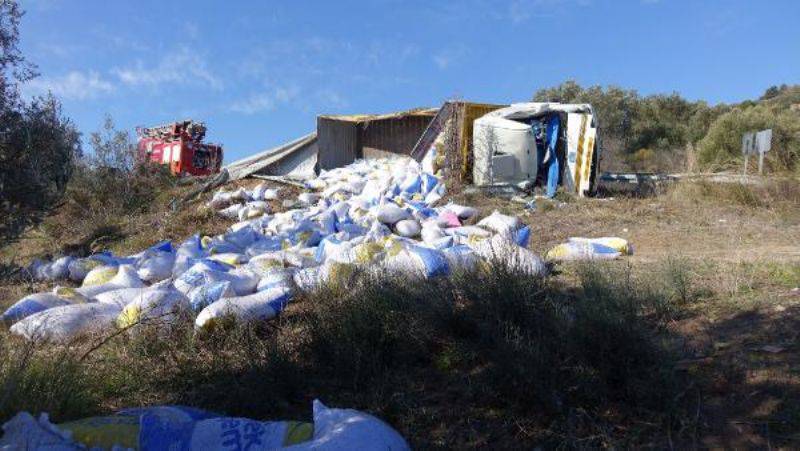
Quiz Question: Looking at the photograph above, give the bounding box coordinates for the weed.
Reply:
[662,256,696,306]
[0,260,703,447]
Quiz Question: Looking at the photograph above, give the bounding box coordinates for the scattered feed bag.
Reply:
[15,156,571,342]
[10,302,122,343]
[137,250,176,283]
[394,219,421,238]
[293,261,357,292]
[67,257,104,282]
[187,280,236,311]
[116,288,189,329]
[420,221,447,244]
[75,265,146,299]
[471,234,548,277]
[82,264,120,287]
[0,400,409,450]
[27,256,74,281]
[568,237,633,255]
[443,203,478,221]
[0,292,74,325]
[477,210,522,234]
[174,263,259,297]
[384,245,450,279]
[546,240,623,262]
[376,204,411,225]
[195,284,293,330]
[93,287,151,309]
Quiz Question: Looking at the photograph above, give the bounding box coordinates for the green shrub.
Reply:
[0,335,98,423]
[697,105,800,172]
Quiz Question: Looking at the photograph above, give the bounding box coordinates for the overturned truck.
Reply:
[472,103,599,197]
[225,101,600,197]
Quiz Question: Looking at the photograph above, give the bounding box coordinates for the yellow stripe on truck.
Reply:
[573,114,588,193]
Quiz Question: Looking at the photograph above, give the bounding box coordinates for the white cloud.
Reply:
[433,54,451,70]
[432,45,468,70]
[23,71,115,100]
[508,0,533,24]
[184,22,200,40]
[506,0,586,24]
[229,85,300,114]
[315,89,348,110]
[36,43,78,58]
[112,47,222,90]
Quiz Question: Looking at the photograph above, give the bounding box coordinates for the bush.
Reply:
[0,95,81,243]
[0,2,81,243]
[0,336,98,422]
[0,261,694,447]
[697,104,800,172]
[533,81,730,173]
[51,116,174,250]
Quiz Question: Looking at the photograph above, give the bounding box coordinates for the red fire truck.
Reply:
[137,120,223,176]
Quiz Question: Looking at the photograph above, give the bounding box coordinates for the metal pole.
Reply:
[758,149,764,175]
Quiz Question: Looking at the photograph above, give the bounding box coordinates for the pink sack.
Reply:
[438,211,461,228]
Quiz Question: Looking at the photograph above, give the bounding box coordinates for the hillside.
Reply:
[1,174,799,448]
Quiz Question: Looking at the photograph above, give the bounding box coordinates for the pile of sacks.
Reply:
[1,399,410,450]
[5,157,550,343]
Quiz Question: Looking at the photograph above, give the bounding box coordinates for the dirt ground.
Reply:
[456,180,800,447]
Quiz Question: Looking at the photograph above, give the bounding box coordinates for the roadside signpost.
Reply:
[742,132,755,174]
[742,129,772,175]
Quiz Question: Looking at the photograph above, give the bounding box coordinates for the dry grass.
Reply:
[0,262,702,448]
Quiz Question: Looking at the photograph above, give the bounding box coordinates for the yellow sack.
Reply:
[58,416,140,450]
[116,303,142,329]
[283,421,314,446]
[53,287,90,303]
[250,257,284,272]
[382,237,404,257]
[82,265,118,287]
[354,242,384,264]
[545,243,573,261]
[208,253,247,266]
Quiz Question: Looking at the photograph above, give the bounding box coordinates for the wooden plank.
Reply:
[410,102,454,161]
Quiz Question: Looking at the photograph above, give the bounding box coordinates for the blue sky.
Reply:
[18,0,800,163]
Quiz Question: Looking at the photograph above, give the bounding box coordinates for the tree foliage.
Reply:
[0,1,81,242]
[66,115,170,221]
[533,81,733,171]
[697,104,800,172]
[534,80,800,173]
